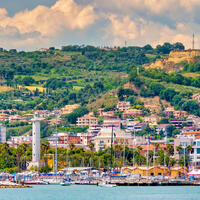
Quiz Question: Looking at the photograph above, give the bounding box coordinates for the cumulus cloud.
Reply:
[0,0,96,49]
[0,0,96,36]
[105,15,199,49]
[105,15,138,46]
[0,0,200,49]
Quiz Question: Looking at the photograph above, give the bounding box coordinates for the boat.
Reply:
[60,181,71,186]
[48,180,61,185]
[98,182,117,187]
[24,180,48,185]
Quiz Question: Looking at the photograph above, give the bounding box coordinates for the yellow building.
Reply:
[122,166,187,177]
[95,128,133,151]
[122,166,169,177]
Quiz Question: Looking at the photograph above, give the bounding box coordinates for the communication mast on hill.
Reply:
[125,41,127,47]
[192,33,195,49]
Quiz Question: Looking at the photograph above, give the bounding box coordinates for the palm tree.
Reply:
[176,145,183,160]
[154,143,160,154]
[166,144,174,156]
[186,145,192,167]
[69,142,75,151]
[88,142,95,151]
[41,140,50,170]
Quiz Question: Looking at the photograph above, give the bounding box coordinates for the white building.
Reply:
[0,124,6,144]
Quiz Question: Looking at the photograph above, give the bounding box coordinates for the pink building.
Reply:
[103,118,121,129]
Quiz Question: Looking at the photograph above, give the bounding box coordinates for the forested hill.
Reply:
[0,42,185,111]
[0,42,184,81]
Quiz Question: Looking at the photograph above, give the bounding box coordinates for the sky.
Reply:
[0,0,200,50]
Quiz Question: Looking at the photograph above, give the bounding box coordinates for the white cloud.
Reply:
[0,0,96,36]
[106,15,199,49]
[106,15,138,46]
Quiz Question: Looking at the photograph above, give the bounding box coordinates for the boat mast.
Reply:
[110,125,114,172]
[55,110,58,175]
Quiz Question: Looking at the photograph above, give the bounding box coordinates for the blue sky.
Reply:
[0,0,199,50]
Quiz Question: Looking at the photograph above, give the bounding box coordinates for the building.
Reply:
[192,93,200,104]
[174,110,188,118]
[77,115,98,127]
[95,127,134,151]
[143,114,161,126]
[88,125,102,136]
[164,107,175,118]
[98,109,115,118]
[8,135,32,147]
[156,124,170,136]
[170,119,193,128]
[48,132,81,147]
[31,114,41,167]
[122,109,142,118]
[0,124,6,144]
[77,133,95,146]
[134,123,146,132]
[103,118,121,129]
[35,110,50,118]
[117,101,131,111]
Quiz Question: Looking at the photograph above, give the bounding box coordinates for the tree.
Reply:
[176,145,183,160]
[88,142,95,151]
[69,143,75,151]
[166,144,174,156]
[21,76,35,86]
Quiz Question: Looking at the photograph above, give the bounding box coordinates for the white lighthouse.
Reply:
[31,113,41,167]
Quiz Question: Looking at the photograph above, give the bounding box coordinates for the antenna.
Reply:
[125,41,127,47]
[192,33,195,49]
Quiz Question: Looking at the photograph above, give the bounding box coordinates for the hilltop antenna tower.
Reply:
[192,33,195,49]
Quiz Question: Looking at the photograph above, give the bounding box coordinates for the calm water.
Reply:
[0,185,200,200]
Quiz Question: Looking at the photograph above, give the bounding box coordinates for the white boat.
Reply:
[98,183,117,187]
[60,182,71,186]
[48,179,61,185]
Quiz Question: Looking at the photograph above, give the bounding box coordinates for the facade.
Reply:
[170,119,193,128]
[77,115,98,127]
[0,124,6,144]
[143,114,161,126]
[122,109,142,118]
[117,101,131,111]
[95,127,133,151]
[174,135,194,160]
[134,123,146,132]
[103,118,121,129]
[8,135,32,147]
[174,111,188,118]
[164,107,175,118]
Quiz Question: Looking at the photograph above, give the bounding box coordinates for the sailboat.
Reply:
[98,125,117,188]
[60,135,71,186]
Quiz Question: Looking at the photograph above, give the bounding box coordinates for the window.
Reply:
[197,142,200,146]
[100,140,104,144]
[197,148,200,154]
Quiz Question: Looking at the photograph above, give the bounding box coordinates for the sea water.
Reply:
[0,185,199,200]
